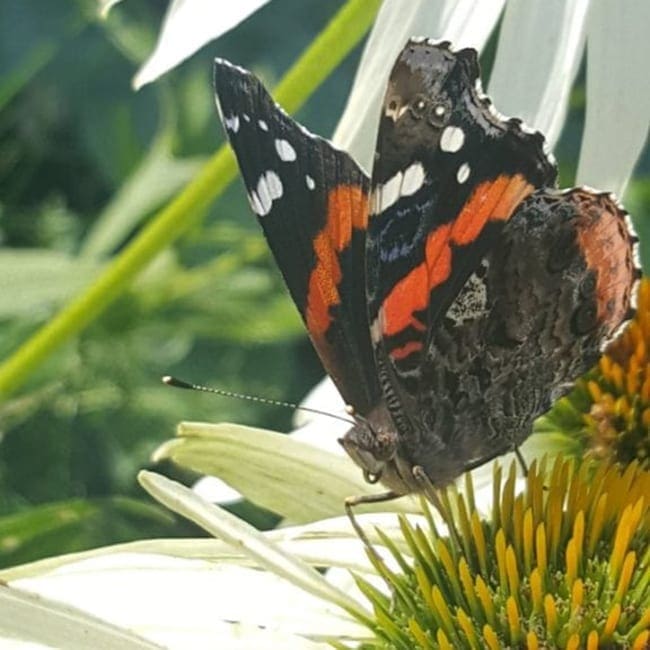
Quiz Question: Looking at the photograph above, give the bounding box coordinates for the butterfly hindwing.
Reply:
[214,60,380,413]
[413,187,639,479]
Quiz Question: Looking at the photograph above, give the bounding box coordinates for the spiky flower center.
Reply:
[572,278,650,466]
[355,458,650,649]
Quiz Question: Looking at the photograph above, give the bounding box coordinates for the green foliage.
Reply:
[0,0,376,563]
[0,497,176,568]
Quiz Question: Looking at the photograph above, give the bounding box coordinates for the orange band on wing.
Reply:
[451,174,533,246]
[382,223,453,337]
[573,190,635,327]
[391,340,424,360]
[381,174,533,341]
[306,185,368,337]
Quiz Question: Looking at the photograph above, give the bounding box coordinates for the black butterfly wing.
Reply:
[214,60,380,414]
[365,40,557,438]
[414,187,638,478]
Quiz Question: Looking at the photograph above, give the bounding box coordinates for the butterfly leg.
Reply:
[344,491,401,555]
[513,445,530,477]
[412,466,464,549]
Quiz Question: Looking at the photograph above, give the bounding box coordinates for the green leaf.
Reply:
[152,422,415,522]
[0,250,101,318]
[0,0,382,397]
[80,133,206,259]
[0,497,175,569]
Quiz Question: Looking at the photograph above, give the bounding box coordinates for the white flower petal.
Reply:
[0,582,158,649]
[576,0,650,195]
[152,422,386,521]
[138,471,370,618]
[293,376,345,428]
[12,555,356,648]
[333,0,505,170]
[192,475,242,504]
[133,0,271,90]
[488,0,589,147]
[98,0,124,18]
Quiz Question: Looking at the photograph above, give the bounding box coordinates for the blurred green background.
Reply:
[0,0,648,569]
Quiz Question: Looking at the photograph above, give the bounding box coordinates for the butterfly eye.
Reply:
[427,100,450,127]
[409,94,428,119]
[363,469,382,484]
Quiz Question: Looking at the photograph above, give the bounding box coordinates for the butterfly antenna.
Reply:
[162,376,356,426]
[344,404,376,433]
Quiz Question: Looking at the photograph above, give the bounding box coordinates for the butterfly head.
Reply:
[339,404,420,494]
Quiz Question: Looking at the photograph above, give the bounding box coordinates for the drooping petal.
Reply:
[488,0,589,148]
[333,0,505,171]
[133,0,271,90]
[137,471,370,618]
[151,422,398,521]
[576,0,650,195]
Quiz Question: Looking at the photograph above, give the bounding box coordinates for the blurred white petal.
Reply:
[98,0,124,18]
[488,0,589,147]
[0,583,159,649]
[292,378,349,455]
[192,475,242,504]
[293,376,345,427]
[576,0,650,195]
[133,0,271,90]
[333,0,505,170]
[290,420,348,455]
[12,555,355,649]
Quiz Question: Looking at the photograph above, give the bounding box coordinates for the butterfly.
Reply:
[213,39,639,504]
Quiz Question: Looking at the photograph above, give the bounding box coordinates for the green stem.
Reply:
[0,0,381,397]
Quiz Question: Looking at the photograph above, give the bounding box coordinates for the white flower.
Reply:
[124,0,272,90]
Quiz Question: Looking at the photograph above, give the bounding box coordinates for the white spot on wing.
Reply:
[457,162,470,184]
[250,171,283,217]
[224,114,240,133]
[248,190,264,216]
[377,171,403,213]
[242,113,251,122]
[401,162,426,196]
[440,126,465,153]
[305,174,315,190]
[265,170,283,199]
[275,138,297,162]
[258,119,268,131]
[372,163,425,214]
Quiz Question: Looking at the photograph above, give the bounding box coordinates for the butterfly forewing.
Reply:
[214,60,380,414]
[366,40,557,425]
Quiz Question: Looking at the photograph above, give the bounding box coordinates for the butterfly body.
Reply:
[214,40,638,496]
